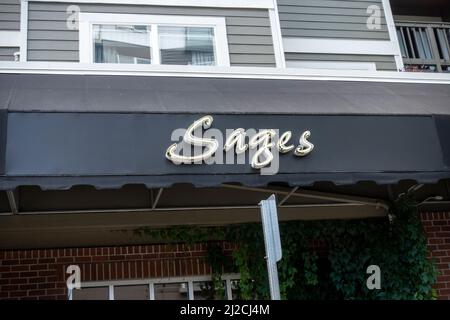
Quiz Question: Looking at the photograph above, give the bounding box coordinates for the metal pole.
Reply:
[259,194,282,300]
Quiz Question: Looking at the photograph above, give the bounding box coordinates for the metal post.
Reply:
[259,194,282,300]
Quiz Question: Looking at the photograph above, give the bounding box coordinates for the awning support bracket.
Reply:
[152,188,164,210]
[221,184,389,211]
[6,190,19,215]
[278,186,299,206]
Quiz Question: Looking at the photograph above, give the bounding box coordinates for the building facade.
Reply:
[0,0,450,300]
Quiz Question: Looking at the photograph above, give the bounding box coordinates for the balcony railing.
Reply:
[396,22,450,72]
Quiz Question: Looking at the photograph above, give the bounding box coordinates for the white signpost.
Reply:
[259,194,282,300]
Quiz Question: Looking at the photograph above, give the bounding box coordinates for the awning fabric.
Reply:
[1,73,450,115]
[0,73,449,190]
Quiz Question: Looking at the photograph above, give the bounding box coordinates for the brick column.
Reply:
[421,212,450,300]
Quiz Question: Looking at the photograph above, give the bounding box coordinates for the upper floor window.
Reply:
[79,13,230,67]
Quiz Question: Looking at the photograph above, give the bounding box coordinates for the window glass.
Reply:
[154,282,188,300]
[72,287,109,300]
[193,281,226,300]
[230,280,241,300]
[93,24,151,64]
[114,285,150,300]
[70,278,239,300]
[159,26,216,66]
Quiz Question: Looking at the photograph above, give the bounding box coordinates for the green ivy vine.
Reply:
[134,191,438,300]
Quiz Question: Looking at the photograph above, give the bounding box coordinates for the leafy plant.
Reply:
[134,193,438,300]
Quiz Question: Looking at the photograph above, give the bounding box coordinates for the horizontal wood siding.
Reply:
[0,0,20,30]
[27,2,275,66]
[278,0,390,40]
[0,47,18,61]
[280,0,396,69]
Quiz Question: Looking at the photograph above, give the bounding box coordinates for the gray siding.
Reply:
[280,0,396,70]
[27,2,275,66]
[0,0,20,30]
[0,47,18,61]
[278,0,390,40]
[285,53,397,70]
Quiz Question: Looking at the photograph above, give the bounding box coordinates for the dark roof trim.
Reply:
[1,73,450,115]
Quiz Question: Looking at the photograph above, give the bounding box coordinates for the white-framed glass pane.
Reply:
[93,24,151,64]
[159,26,216,66]
[114,285,150,300]
[229,280,241,300]
[72,286,109,300]
[154,282,188,300]
[193,281,226,300]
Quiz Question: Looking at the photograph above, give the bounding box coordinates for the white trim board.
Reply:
[269,0,285,68]
[79,274,241,288]
[283,38,398,56]
[20,0,28,62]
[0,32,21,47]
[381,0,404,70]
[28,0,274,9]
[1,62,450,84]
[79,13,230,66]
[286,61,377,71]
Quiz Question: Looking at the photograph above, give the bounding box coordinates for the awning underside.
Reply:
[1,181,450,249]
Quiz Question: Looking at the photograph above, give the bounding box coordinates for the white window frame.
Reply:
[31,0,274,9]
[79,13,230,67]
[69,274,240,300]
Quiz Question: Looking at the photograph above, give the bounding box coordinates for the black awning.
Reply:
[0,110,449,190]
[0,73,449,190]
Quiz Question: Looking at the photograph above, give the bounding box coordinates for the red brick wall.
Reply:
[3,215,449,301]
[0,242,235,300]
[421,212,450,300]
